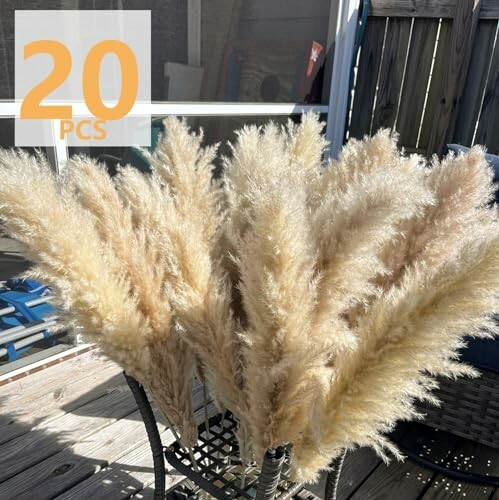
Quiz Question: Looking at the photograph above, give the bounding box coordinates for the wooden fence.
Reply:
[347,0,499,155]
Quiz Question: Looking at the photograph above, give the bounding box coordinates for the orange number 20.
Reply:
[21,39,138,121]
[84,40,138,120]
[21,40,72,119]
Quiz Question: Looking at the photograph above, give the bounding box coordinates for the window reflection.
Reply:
[0,0,331,103]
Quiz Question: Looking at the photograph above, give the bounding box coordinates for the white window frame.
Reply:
[0,102,328,172]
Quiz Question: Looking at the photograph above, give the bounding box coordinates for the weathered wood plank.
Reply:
[349,457,433,499]
[397,18,439,148]
[337,448,381,499]
[133,486,157,499]
[0,344,70,377]
[369,0,456,18]
[0,388,137,483]
[349,17,387,139]
[304,447,381,499]
[482,103,499,155]
[453,20,497,146]
[372,17,412,132]
[1,349,107,400]
[0,364,123,445]
[58,431,177,500]
[421,439,499,499]
[370,0,499,19]
[474,28,499,152]
[481,0,499,19]
[349,423,459,500]
[426,0,483,155]
[4,349,497,500]
[419,19,453,151]
[0,389,207,500]
[0,409,154,500]
[56,404,218,500]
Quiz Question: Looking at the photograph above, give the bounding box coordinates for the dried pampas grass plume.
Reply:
[379,146,496,289]
[146,117,247,422]
[66,156,197,445]
[294,231,499,481]
[0,114,497,484]
[0,150,150,373]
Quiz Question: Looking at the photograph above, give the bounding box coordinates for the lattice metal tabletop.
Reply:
[165,413,315,499]
[125,373,342,500]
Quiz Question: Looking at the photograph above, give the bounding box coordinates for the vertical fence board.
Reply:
[349,17,387,139]
[474,26,499,151]
[369,0,456,18]
[487,104,499,153]
[349,0,497,156]
[426,0,482,155]
[397,18,439,148]
[371,17,412,132]
[418,19,453,151]
[453,20,497,145]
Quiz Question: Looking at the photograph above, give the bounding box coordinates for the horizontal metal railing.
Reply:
[0,296,52,317]
[0,292,59,358]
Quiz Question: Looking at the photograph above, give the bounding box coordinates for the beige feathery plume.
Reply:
[0,150,150,374]
[66,157,197,445]
[293,227,499,482]
[379,147,496,289]
[312,128,403,206]
[114,165,172,232]
[236,176,324,457]
[283,113,329,209]
[284,113,326,188]
[222,118,316,278]
[222,122,299,384]
[292,133,498,482]
[224,122,289,247]
[231,122,431,467]
[221,125,270,303]
[67,158,169,331]
[310,165,433,351]
[147,118,247,423]
[224,120,334,457]
[225,119,432,466]
[149,117,224,246]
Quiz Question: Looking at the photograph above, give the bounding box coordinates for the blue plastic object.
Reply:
[0,278,56,362]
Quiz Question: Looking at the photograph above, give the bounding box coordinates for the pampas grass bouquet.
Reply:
[0,114,498,483]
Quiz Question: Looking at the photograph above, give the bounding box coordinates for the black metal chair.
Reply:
[124,373,344,499]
